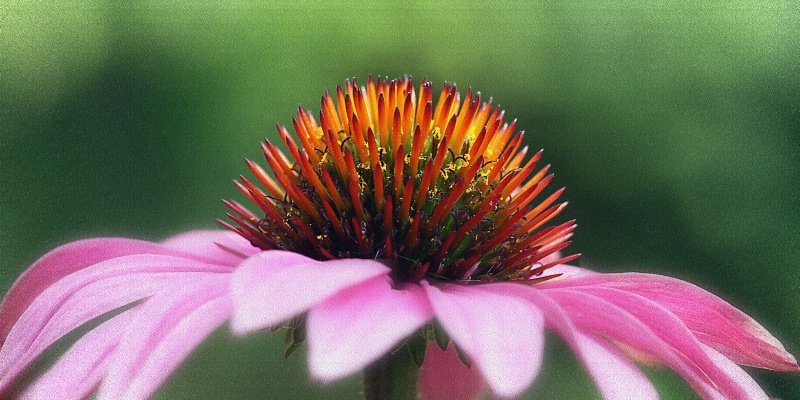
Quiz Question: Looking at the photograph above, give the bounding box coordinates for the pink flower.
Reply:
[0,230,796,399]
[1,77,797,399]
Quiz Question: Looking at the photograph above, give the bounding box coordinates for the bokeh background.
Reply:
[2,1,798,398]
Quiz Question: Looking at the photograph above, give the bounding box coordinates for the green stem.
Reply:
[362,345,420,400]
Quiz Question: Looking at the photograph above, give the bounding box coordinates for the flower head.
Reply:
[222,76,576,284]
[0,77,797,400]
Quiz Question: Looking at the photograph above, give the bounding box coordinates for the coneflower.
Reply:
[0,77,796,400]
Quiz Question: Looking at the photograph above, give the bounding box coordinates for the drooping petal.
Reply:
[546,287,766,400]
[96,275,232,400]
[0,254,229,390]
[572,330,662,400]
[0,272,213,391]
[20,308,140,400]
[307,278,433,381]
[160,229,259,265]
[421,281,545,398]
[419,343,487,400]
[230,252,390,334]
[546,271,798,372]
[577,286,768,400]
[0,231,244,346]
[0,238,170,343]
[486,282,658,400]
[700,343,770,400]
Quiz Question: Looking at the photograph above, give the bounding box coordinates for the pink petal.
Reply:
[537,263,596,281]
[1,272,200,390]
[160,229,260,265]
[20,308,140,400]
[0,238,169,343]
[0,254,230,389]
[97,275,232,399]
[421,282,545,398]
[486,283,658,400]
[553,272,798,372]
[419,343,487,400]
[538,251,563,266]
[579,286,766,400]
[0,231,242,346]
[230,252,390,334]
[700,343,769,400]
[546,288,764,400]
[307,277,433,381]
[570,330,661,400]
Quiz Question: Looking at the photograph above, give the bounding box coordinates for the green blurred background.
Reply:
[1,1,798,398]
